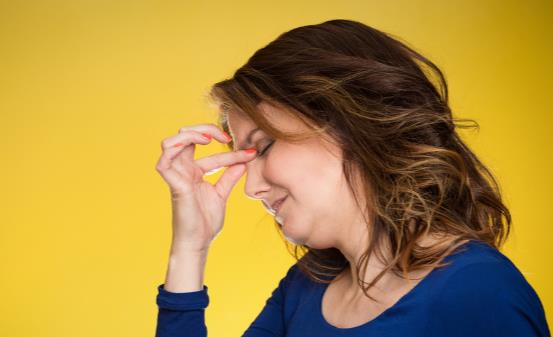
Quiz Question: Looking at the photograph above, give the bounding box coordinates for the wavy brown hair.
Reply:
[206,19,511,301]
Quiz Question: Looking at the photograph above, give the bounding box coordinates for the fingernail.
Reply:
[222,131,232,142]
[172,142,185,148]
[244,148,257,154]
[201,133,212,140]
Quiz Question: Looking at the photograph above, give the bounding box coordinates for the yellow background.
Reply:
[1,1,551,336]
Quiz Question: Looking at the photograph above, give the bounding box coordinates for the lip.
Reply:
[271,196,288,215]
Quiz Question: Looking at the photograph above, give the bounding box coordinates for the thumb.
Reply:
[214,163,247,201]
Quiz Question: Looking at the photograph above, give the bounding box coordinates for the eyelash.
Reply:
[257,140,275,157]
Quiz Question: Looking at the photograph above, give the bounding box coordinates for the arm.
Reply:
[156,284,209,337]
[155,249,209,337]
[155,261,298,337]
[426,262,551,337]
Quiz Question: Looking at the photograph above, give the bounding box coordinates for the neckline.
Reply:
[316,241,476,332]
[317,272,432,332]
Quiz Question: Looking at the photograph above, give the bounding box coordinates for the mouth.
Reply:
[272,196,288,215]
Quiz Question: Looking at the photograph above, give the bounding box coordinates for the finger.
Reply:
[178,123,232,144]
[155,160,186,190]
[196,148,257,174]
[214,163,248,201]
[161,129,213,152]
[203,166,224,177]
[158,131,212,171]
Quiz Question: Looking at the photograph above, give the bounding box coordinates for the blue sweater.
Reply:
[155,240,550,336]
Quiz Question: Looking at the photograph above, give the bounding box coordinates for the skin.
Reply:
[227,102,437,328]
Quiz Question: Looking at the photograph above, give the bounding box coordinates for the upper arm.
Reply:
[426,262,550,337]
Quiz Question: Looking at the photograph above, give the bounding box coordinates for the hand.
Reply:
[155,123,257,253]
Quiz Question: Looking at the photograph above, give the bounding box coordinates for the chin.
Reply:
[301,240,332,250]
[281,225,303,245]
[284,236,304,246]
[289,227,335,250]
[281,219,317,247]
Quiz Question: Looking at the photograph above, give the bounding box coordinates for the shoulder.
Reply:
[276,259,333,306]
[438,241,534,292]
[441,240,511,267]
[436,240,539,303]
[279,261,313,291]
[271,261,312,298]
[267,261,322,325]
[425,240,550,336]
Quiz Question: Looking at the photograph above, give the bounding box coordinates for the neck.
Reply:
[333,220,436,301]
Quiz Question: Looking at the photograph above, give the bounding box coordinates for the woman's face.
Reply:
[227,102,367,249]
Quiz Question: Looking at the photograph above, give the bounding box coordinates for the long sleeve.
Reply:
[155,284,210,337]
[155,264,299,337]
[425,261,551,337]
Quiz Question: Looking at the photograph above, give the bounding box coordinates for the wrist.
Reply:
[170,240,210,256]
[164,247,208,293]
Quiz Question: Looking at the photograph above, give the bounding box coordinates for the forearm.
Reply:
[163,244,208,293]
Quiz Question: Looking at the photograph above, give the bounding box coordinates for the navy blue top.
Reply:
[155,240,550,336]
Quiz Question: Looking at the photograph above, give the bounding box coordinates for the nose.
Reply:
[243,156,271,202]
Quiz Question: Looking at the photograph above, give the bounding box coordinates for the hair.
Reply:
[206,19,511,302]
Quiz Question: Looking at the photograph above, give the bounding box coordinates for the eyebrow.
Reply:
[236,127,262,151]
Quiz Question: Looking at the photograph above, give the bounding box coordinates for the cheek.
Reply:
[266,141,342,191]
[282,149,343,214]
[266,142,344,244]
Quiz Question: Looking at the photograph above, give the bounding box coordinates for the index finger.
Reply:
[179,123,232,144]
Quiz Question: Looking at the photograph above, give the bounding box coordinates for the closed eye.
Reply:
[258,140,275,157]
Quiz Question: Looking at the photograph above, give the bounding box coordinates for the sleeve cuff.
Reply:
[156,283,210,311]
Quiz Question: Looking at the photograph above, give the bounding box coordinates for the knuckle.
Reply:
[204,123,220,134]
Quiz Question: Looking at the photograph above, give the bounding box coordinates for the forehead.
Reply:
[226,102,294,147]
[226,109,258,135]
[227,102,283,128]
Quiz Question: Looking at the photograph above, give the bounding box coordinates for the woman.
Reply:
[154,19,550,336]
